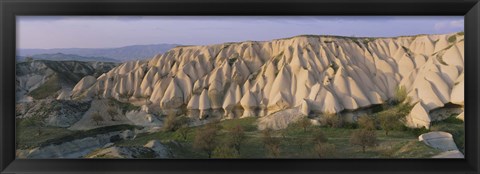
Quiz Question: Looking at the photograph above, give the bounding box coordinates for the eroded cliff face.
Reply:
[16,60,118,102]
[70,33,464,128]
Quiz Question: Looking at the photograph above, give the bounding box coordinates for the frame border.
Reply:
[1,0,479,173]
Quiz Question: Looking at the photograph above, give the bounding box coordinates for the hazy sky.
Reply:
[17,16,464,49]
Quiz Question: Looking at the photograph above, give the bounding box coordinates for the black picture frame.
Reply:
[1,0,479,173]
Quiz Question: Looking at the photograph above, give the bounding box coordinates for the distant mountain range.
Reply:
[18,44,179,62]
[17,53,119,62]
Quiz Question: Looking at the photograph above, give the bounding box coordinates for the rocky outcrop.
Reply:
[419,131,463,158]
[16,60,117,101]
[70,33,464,127]
[15,99,91,127]
[406,102,432,129]
[86,140,170,158]
[419,131,459,151]
[86,146,156,158]
[16,130,135,158]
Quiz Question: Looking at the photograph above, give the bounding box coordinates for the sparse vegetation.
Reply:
[392,86,408,104]
[193,122,221,158]
[92,112,104,125]
[261,129,281,157]
[378,113,402,136]
[298,117,312,132]
[314,142,336,158]
[350,129,378,153]
[28,75,62,100]
[212,144,240,158]
[112,115,449,158]
[177,124,191,141]
[357,115,376,130]
[108,99,140,114]
[322,113,345,128]
[448,35,457,43]
[226,125,246,154]
[107,107,118,121]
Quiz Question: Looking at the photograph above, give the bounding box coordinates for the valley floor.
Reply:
[16,102,464,159]
[111,115,462,158]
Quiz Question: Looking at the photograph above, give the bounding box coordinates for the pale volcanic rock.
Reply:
[160,78,184,109]
[72,76,97,97]
[450,80,464,105]
[241,91,259,117]
[456,111,464,121]
[419,131,459,151]
[407,102,431,129]
[69,33,464,127]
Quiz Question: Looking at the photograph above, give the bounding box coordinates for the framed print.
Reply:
[1,0,479,173]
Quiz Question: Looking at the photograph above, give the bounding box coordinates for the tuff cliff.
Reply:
[70,33,465,128]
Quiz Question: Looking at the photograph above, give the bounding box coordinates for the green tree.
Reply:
[312,130,335,158]
[261,128,281,158]
[357,115,376,130]
[193,122,221,158]
[212,144,240,158]
[226,125,245,154]
[298,117,312,132]
[378,113,401,136]
[349,129,378,153]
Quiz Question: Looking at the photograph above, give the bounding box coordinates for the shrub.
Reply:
[226,125,246,154]
[193,122,220,158]
[392,86,408,104]
[107,107,118,121]
[298,117,312,132]
[212,145,240,158]
[261,129,281,158]
[378,113,402,136]
[322,113,344,128]
[357,115,376,130]
[314,142,336,158]
[177,125,191,141]
[312,130,328,144]
[163,113,190,132]
[349,129,378,153]
[448,35,457,43]
[291,136,307,151]
[91,112,104,125]
[402,126,429,137]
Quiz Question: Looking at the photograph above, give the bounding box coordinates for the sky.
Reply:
[17,16,464,49]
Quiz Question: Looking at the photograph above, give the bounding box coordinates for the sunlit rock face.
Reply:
[71,33,464,127]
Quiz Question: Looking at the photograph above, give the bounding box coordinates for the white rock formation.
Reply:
[419,131,464,158]
[419,131,459,151]
[16,130,132,158]
[70,33,464,127]
[257,108,304,130]
[406,102,432,128]
[144,140,169,158]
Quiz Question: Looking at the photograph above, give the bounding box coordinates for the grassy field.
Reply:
[114,116,451,159]
[17,99,463,159]
[16,117,139,149]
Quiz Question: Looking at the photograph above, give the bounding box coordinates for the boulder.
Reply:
[419,131,458,151]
